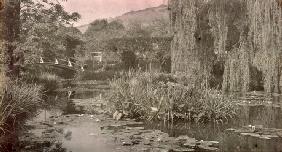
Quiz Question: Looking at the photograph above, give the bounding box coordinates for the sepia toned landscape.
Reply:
[1,0,282,152]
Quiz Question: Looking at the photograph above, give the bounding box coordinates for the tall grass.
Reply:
[0,81,42,134]
[107,71,238,123]
[38,72,60,92]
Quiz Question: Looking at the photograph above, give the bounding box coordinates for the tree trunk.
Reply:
[0,0,21,79]
[0,0,6,94]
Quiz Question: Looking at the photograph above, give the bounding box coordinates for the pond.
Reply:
[2,82,282,152]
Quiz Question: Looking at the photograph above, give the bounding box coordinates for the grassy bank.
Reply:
[107,71,238,123]
[24,71,61,92]
[0,81,42,134]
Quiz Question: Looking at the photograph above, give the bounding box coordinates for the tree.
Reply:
[149,18,170,37]
[19,0,81,63]
[170,0,282,93]
[0,1,21,151]
[125,21,151,38]
[0,0,81,94]
[121,51,137,70]
[0,0,21,79]
[57,26,84,59]
[84,19,125,55]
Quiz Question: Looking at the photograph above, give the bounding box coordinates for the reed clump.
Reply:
[0,81,42,134]
[107,71,237,123]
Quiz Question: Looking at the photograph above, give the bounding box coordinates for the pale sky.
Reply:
[62,0,167,26]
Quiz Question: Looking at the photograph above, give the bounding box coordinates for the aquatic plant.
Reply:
[0,81,42,134]
[107,71,237,123]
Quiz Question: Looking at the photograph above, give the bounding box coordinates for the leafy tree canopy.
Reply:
[18,0,82,63]
[84,19,125,54]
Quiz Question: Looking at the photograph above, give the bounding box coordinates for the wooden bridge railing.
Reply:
[39,57,85,72]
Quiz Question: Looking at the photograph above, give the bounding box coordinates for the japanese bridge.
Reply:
[37,57,86,72]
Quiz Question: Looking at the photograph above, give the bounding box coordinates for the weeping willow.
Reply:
[170,0,282,93]
[170,0,214,85]
[170,0,198,75]
[247,0,282,93]
[224,0,282,93]
[222,37,252,92]
[208,0,228,56]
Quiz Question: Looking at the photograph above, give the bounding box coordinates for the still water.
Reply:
[33,89,282,152]
[61,121,118,152]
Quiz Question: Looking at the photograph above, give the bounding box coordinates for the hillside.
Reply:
[113,4,169,27]
[76,24,90,34]
[77,5,169,33]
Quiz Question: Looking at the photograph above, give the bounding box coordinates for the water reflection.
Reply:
[70,91,105,99]
[144,121,231,141]
[237,104,282,129]
[222,129,282,152]
[61,121,118,152]
[42,91,95,116]
[62,100,85,115]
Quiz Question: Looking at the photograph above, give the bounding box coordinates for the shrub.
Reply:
[107,71,238,123]
[0,81,42,133]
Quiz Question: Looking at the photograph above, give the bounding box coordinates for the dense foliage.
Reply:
[19,0,82,64]
[107,71,237,123]
[106,37,172,71]
[169,0,282,93]
[83,17,171,72]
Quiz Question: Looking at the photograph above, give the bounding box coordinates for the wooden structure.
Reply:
[90,52,102,62]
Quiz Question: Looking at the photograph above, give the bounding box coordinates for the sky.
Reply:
[62,0,167,26]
